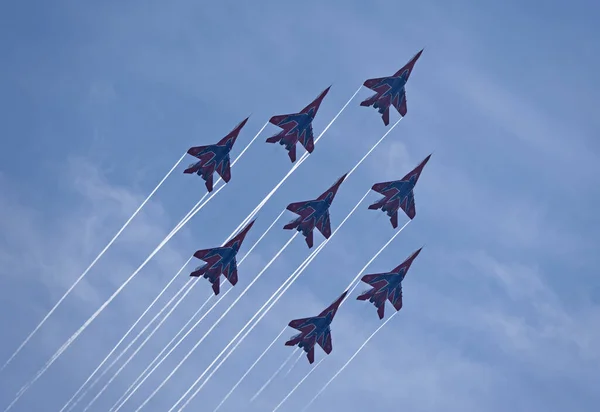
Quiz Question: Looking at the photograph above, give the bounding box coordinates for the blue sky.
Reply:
[1,0,599,411]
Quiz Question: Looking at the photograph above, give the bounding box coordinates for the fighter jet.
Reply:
[357,248,422,319]
[266,86,331,162]
[368,154,431,228]
[284,173,347,248]
[285,291,348,364]
[189,220,255,295]
[184,117,249,192]
[360,49,423,125]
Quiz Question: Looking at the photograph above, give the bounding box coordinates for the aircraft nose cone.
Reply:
[333,290,349,308]
[235,219,256,241]
[334,172,349,187]
[237,116,250,129]
[327,173,349,198]
[400,247,423,272]
[242,219,256,233]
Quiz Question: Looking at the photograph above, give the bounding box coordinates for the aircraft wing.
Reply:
[316,329,333,355]
[187,145,212,160]
[222,259,238,286]
[371,181,397,195]
[315,211,332,239]
[215,155,232,183]
[193,248,216,262]
[361,272,388,285]
[288,317,315,331]
[363,76,390,91]
[269,114,298,127]
[286,200,313,215]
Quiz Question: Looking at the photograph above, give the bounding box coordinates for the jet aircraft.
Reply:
[184,117,249,192]
[357,248,422,319]
[285,291,348,364]
[189,220,255,295]
[360,49,423,125]
[283,173,347,248]
[368,154,431,228]
[266,87,331,162]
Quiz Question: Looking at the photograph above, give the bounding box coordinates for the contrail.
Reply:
[174,117,404,411]
[170,190,370,412]
[110,294,214,411]
[276,223,411,411]
[0,153,186,373]
[110,87,361,412]
[271,358,325,412]
[284,350,305,377]
[3,122,268,411]
[212,328,289,412]
[81,281,207,412]
[61,260,194,412]
[127,233,300,412]
[110,211,286,412]
[5,184,214,412]
[343,220,411,302]
[245,221,409,409]
[207,86,362,242]
[302,312,398,411]
[249,349,298,404]
[84,208,286,410]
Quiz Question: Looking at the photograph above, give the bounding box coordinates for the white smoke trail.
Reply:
[249,349,298,403]
[275,222,411,410]
[109,87,361,412]
[212,328,288,412]
[129,233,300,412]
[81,281,206,411]
[170,190,370,412]
[174,117,403,411]
[301,312,398,411]
[110,209,287,412]
[343,220,411,302]
[271,358,325,412]
[3,122,268,411]
[84,208,286,410]
[284,350,305,378]
[209,86,363,245]
[110,294,214,412]
[61,261,194,412]
[0,153,186,373]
